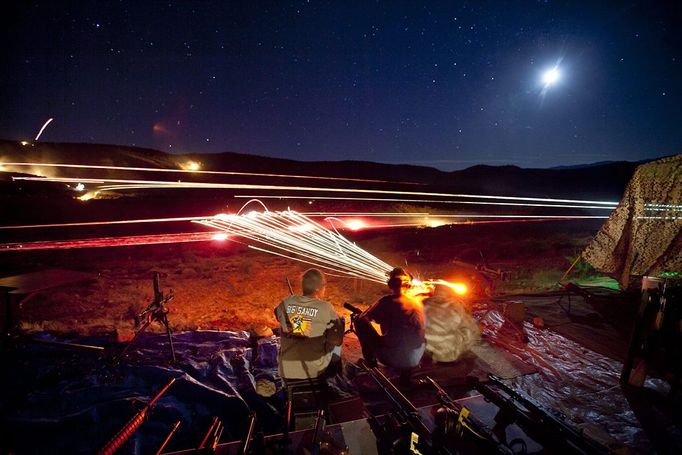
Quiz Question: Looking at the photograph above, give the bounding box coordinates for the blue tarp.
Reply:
[0,330,283,454]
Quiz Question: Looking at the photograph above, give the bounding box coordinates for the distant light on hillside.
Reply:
[427,219,446,228]
[181,161,201,171]
[78,191,98,201]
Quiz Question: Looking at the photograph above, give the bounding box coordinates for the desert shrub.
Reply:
[455,246,482,262]
[490,241,526,260]
[530,268,564,288]
[199,267,213,279]
[179,267,198,278]
[237,261,253,275]
[202,257,222,271]
[180,249,198,264]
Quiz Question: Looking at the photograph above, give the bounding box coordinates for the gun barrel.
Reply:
[311,409,326,455]
[239,412,257,455]
[283,398,292,439]
[426,376,449,401]
[199,416,220,449]
[153,272,161,296]
[149,377,176,407]
[155,420,181,455]
[30,337,105,351]
[359,360,431,437]
[99,377,176,455]
[343,302,362,314]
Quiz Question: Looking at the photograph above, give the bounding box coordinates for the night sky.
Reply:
[1,1,680,170]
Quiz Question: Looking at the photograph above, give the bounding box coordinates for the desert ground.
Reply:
[3,219,602,337]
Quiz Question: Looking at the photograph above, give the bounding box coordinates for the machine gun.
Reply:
[237,412,267,455]
[98,377,176,455]
[310,409,327,455]
[343,302,362,335]
[155,420,181,455]
[196,416,225,454]
[113,272,176,364]
[475,375,610,454]
[422,377,514,455]
[358,359,442,454]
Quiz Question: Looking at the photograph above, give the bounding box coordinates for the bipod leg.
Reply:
[556,292,572,316]
[112,318,152,365]
[162,314,176,363]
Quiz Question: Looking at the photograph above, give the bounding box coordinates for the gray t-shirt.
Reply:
[275,295,341,380]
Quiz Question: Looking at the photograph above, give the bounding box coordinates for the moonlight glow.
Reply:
[542,67,561,86]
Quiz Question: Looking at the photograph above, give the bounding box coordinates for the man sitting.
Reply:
[354,268,425,384]
[274,269,344,381]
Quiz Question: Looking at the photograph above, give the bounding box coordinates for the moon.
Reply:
[542,67,560,86]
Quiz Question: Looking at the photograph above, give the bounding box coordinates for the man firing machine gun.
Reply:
[340,270,611,455]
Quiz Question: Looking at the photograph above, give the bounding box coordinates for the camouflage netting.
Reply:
[582,154,682,287]
[424,285,480,362]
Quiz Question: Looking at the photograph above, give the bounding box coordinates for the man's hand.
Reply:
[325,317,345,347]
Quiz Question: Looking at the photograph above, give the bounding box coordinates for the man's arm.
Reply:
[325,314,345,347]
[360,297,384,322]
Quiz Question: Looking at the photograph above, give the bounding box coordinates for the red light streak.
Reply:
[0,212,607,233]
[324,217,368,231]
[0,216,606,253]
[0,232,220,252]
[346,220,366,231]
[0,216,207,230]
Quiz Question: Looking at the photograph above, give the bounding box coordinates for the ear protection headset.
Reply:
[387,268,412,290]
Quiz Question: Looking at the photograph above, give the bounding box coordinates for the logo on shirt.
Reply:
[286,305,319,336]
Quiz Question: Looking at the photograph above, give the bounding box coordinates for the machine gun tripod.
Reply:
[113,272,176,365]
